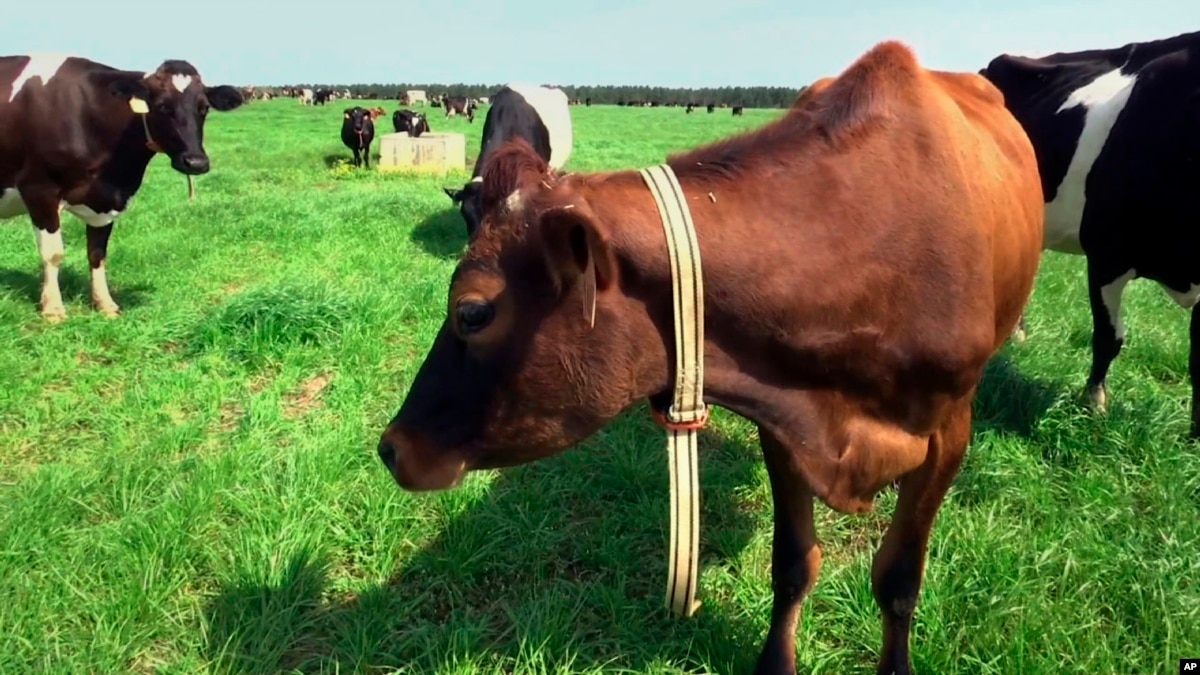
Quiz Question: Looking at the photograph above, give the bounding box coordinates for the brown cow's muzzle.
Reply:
[377,426,466,491]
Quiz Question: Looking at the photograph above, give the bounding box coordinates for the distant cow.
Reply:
[392,109,430,137]
[299,88,314,105]
[732,105,744,116]
[706,103,715,113]
[585,97,591,106]
[340,106,375,168]
[368,106,386,120]
[404,89,427,106]
[314,88,334,105]
[685,103,695,113]
[443,82,573,238]
[980,29,1200,435]
[443,95,476,122]
[0,54,243,321]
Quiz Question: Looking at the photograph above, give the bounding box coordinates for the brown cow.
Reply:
[378,41,1043,674]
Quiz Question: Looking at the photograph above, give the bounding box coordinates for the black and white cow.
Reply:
[392,109,430,137]
[442,83,573,238]
[341,106,375,168]
[980,30,1200,434]
[443,95,477,122]
[0,54,243,322]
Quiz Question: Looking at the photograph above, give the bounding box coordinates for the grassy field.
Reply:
[0,97,1197,675]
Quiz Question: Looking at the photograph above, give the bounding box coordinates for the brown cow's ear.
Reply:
[537,204,617,326]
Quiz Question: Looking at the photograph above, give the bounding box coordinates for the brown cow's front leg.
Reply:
[871,401,971,675]
[25,192,68,322]
[753,429,821,675]
[86,223,120,317]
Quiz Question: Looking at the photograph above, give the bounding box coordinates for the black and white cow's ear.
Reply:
[102,72,151,104]
[205,85,245,111]
[444,187,464,202]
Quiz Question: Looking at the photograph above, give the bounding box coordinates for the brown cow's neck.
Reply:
[579,170,796,435]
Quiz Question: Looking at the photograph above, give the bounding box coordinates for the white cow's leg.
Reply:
[27,196,67,322]
[86,223,120,317]
[36,227,66,321]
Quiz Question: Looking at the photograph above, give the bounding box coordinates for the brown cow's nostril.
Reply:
[377,438,397,471]
[376,427,466,491]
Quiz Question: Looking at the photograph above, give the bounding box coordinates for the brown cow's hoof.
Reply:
[96,302,121,318]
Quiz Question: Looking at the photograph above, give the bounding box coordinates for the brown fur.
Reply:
[378,40,1044,673]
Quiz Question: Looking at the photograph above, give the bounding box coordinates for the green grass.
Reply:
[0,99,1197,675]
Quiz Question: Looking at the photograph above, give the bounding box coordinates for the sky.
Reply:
[2,0,1197,88]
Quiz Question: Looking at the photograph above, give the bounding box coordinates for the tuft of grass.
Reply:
[0,98,1195,675]
[190,281,354,364]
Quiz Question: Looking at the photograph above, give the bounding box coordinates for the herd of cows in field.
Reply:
[1,27,1199,674]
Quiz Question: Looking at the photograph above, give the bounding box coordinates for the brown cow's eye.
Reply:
[456,299,494,335]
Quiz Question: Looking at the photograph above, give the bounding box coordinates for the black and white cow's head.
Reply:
[443,180,484,238]
[103,60,244,175]
[343,106,373,135]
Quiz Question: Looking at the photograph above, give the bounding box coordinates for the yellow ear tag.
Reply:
[344,112,350,118]
[129,98,149,114]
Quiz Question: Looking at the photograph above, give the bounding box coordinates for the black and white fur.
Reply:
[980,30,1200,433]
[443,83,573,238]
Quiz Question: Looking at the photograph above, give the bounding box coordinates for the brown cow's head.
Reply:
[379,138,666,491]
[101,59,244,175]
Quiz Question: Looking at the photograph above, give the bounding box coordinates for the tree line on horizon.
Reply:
[259,82,807,109]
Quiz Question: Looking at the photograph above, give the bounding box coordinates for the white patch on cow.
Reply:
[7,53,71,103]
[171,74,192,92]
[1162,283,1200,309]
[64,203,121,228]
[504,82,574,170]
[1101,269,1136,340]
[35,226,66,319]
[1043,68,1138,254]
[505,189,522,212]
[470,176,483,184]
[0,187,29,219]
[90,262,119,316]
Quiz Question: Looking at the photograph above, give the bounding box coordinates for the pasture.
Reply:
[0,98,1196,674]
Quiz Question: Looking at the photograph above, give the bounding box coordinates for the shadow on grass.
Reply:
[322,153,382,169]
[411,206,468,260]
[205,413,767,674]
[973,349,1061,438]
[0,266,154,313]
